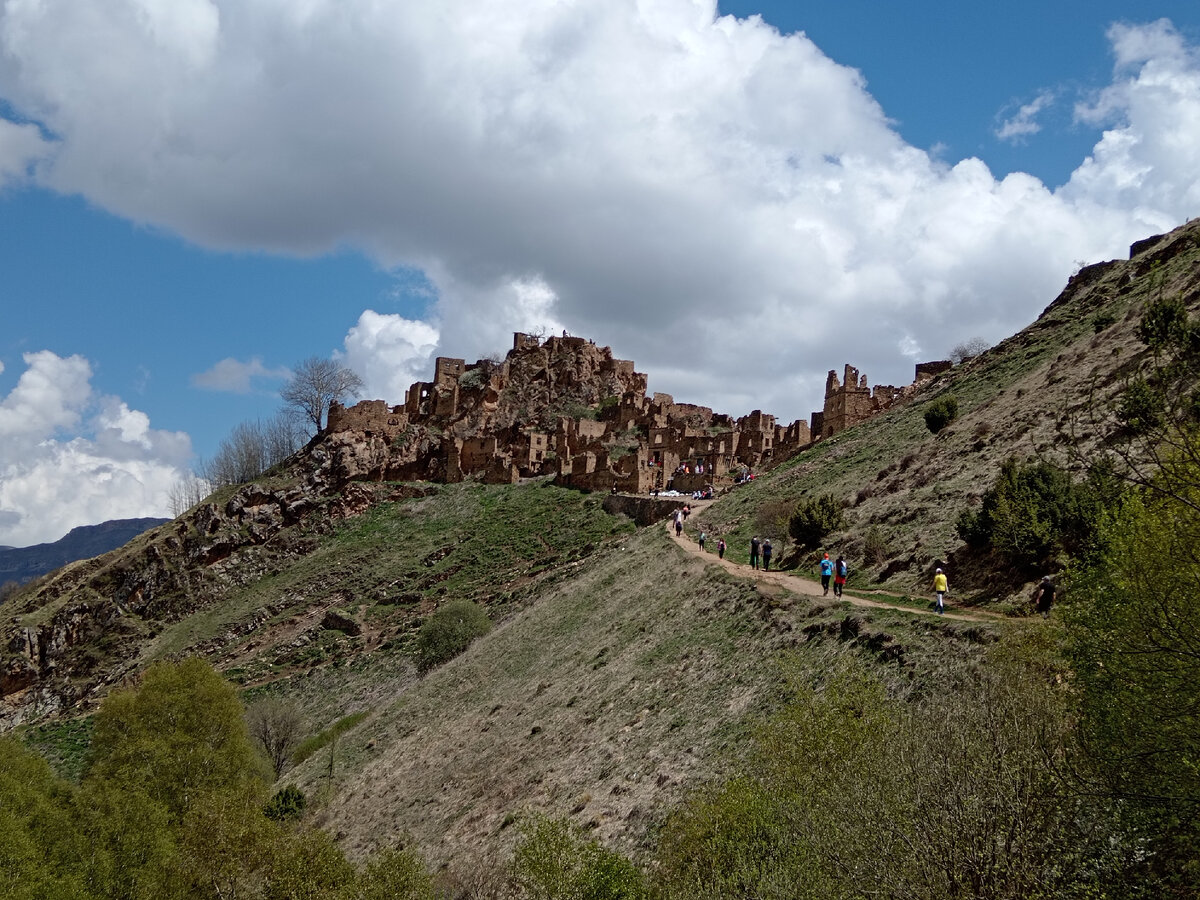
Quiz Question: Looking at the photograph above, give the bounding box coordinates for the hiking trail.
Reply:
[665,499,1005,624]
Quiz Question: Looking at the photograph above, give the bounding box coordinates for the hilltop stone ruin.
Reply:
[324,332,943,493]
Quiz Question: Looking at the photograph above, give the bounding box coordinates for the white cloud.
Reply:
[995,91,1055,142]
[0,4,1197,426]
[338,311,440,405]
[0,351,191,546]
[1065,20,1200,222]
[191,356,291,393]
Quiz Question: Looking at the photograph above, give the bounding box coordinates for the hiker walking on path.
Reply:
[717,538,726,559]
[750,537,761,570]
[1033,576,1055,619]
[834,555,848,597]
[819,553,833,595]
[762,539,773,571]
[698,531,707,551]
[674,509,683,537]
[933,567,948,615]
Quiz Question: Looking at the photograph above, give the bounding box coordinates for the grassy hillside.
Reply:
[703,220,1200,605]
[8,221,1200,891]
[277,516,1004,878]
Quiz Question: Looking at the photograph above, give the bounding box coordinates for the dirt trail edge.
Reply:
[665,500,1003,624]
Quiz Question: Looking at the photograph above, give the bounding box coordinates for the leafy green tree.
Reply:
[85,657,270,822]
[74,778,175,900]
[0,738,88,900]
[1066,483,1200,892]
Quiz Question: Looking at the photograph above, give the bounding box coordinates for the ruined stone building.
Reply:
[324,333,941,493]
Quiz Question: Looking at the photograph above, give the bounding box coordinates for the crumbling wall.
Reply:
[326,337,934,493]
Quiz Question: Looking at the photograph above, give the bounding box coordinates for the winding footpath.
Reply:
[666,499,1004,624]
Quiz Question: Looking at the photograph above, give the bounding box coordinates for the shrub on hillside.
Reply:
[511,815,646,900]
[655,652,1113,897]
[415,600,492,672]
[862,525,890,567]
[955,458,1116,569]
[923,395,959,434]
[788,494,845,548]
[264,784,307,822]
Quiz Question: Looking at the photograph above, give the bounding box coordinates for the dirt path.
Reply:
[664,501,1003,624]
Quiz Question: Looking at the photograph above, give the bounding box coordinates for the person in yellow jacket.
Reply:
[933,568,948,615]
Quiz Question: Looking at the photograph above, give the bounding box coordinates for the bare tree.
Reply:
[949,336,991,365]
[263,411,306,464]
[246,698,305,779]
[168,473,211,517]
[280,357,365,432]
[198,412,307,490]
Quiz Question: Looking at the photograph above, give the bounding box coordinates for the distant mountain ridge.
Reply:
[0,518,169,589]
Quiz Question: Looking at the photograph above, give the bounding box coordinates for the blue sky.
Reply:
[1,0,1199,545]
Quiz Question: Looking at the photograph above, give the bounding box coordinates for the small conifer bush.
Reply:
[265,784,307,822]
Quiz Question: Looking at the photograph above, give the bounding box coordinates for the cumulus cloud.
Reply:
[191,356,291,394]
[0,351,191,546]
[0,3,1198,426]
[995,91,1055,142]
[1065,20,1200,220]
[338,311,441,404]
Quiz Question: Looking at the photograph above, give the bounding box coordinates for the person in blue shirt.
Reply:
[819,553,833,595]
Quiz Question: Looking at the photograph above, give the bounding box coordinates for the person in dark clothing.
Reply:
[717,539,726,559]
[1033,576,1056,619]
[762,539,773,571]
[750,537,761,569]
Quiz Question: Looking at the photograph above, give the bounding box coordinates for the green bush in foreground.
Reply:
[655,650,1120,899]
[511,815,646,900]
[1067,482,1200,892]
[0,659,440,899]
[415,599,492,672]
